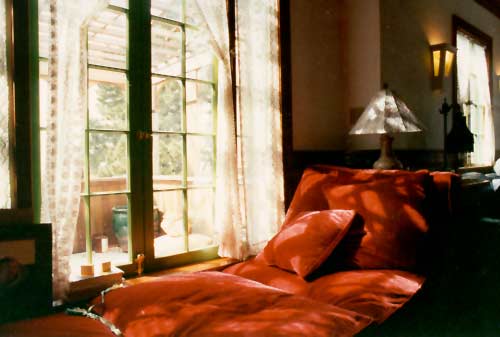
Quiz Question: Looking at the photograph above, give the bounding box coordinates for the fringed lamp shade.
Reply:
[349,87,425,169]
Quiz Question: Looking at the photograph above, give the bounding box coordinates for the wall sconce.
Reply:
[430,43,457,90]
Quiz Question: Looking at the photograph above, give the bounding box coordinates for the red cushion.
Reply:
[258,209,356,278]
[323,172,429,269]
[285,165,428,225]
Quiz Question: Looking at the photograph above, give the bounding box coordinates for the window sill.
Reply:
[66,258,239,303]
[67,266,124,303]
[126,257,239,286]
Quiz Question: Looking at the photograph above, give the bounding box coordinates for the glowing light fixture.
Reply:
[349,85,425,170]
[430,43,457,90]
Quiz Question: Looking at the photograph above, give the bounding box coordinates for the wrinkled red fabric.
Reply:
[224,258,425,324]
[224,257,310,294]
[257,209,356,278]
[429,171,460,219]
[88,271,372,337]
[323,173,429,269]
[0,313,116,337]
[285,165,429,225]
[306,269,425,323]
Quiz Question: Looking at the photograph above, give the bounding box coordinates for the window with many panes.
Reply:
[39,0,217,275]
[0,0,13,209]
[454,16,494,166]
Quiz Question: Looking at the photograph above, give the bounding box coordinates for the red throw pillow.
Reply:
[257,209,356,278]
[285,165,428,226]
[323,173,429,270]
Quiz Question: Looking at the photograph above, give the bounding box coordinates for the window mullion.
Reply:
[84,28,92,266]
[128,0,152,268]
[181,0,189,253]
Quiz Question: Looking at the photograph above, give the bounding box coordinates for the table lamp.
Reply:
[349,85,425,169]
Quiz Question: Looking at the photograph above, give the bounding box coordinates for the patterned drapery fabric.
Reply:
[42,0,108,300]
[197,0,284,259]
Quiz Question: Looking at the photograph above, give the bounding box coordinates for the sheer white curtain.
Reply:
[235,0,284,255]
[196,0,284,259]
[42,0,108,300]
[0,0,10,209]
[457,32,494,165]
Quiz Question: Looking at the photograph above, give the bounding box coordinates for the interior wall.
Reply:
[290,0,500,153]
[290,0,345,150]
[380,0,500,151]
[342,0,382,151]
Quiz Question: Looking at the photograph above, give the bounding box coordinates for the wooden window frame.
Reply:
[0,0,38,223]
[37,1,220,276]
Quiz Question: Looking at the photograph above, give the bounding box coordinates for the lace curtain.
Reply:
[456,32,494,165]
[196,0,284,259]
[42,0,108,300]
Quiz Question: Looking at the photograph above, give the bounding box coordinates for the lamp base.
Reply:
[373,134,403,170]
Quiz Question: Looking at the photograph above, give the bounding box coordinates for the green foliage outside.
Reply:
[90,82,128,178]
[155,80,183,176]
[90,77,214,180]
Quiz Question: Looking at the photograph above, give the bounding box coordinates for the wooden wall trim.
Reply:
[475,0,500,20]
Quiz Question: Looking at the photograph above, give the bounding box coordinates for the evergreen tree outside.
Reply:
[154,79,183,177]
[90,81,128,178]
[89,76,213,180]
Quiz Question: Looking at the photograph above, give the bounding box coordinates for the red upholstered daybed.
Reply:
[0,166,458,337]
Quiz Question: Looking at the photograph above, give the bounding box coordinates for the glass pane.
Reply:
[151,20,182,76]
[187,188,215,251]
[39,130,46,184]
[89,69,128,130]
[187,135,213,185]
[70,195,130,275]
[185,0,204,26]
[109,0,128,8]
[186,28,214,82]
[38,0,50,59]
[151,0,182,22]
[39,62,49,128]
[89,132,128,193]
[154,190,187,257]
[153,134,183,190]
[186,81,213,133]
[0,0,10,208]
[152,78,182,132]
[88,9,127,70]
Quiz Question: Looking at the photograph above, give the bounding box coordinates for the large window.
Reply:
[454,16,494,166]
[39,0,217,275]
[0,0,13,209]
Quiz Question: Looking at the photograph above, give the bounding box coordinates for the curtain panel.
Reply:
[42,0,108,300]
[197,0,284,259]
